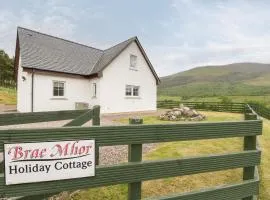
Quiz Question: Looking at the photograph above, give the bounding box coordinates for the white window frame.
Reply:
[130,54,137,69]
[125,85,132,96]
[53,81,65,97]
[125,85,140,97]
[92,83,97,97]
[133,86,139,96]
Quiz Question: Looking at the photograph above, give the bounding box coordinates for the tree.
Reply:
[0,49,15,87]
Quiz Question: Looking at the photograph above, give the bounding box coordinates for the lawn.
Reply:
[0,87,16,104]
[68,111,269,200]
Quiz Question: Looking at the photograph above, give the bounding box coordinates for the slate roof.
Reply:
[17,27,160,83]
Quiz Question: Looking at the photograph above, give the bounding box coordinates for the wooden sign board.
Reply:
[4,140,95,185]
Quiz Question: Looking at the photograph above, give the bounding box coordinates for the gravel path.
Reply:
[99,143,158,165]
[0,111,163,199]
[0,110,164,166]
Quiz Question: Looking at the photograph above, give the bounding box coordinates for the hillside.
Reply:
[158,63,270,97]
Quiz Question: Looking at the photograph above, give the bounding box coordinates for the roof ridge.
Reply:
[104,36,137,51]
[17,26,104,52]
[90,36,137,74]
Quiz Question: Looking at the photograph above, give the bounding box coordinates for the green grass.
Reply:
[0,87,16,104]
[258,118,270,199]
[115,111,243,124]
[67,111,270,200]
[158,63,270,97]
[158,95,270,107]
[158,82,270,97]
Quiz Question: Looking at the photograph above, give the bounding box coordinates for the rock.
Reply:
[191,115,203,121]
[159,106,205,122]
[164,115,169,120]
[186,110,195,117]
[174,110,182,116]
[192,110,199,116]
[159,114,165,120]
[171,115,177,120]
[183,107,190,111]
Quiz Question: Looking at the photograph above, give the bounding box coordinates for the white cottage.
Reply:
[14,27,160,113]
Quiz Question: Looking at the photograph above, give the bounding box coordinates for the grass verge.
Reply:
[0,87,16,104]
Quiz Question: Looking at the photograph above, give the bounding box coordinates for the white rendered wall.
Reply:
[32,73,99,112]
[17,67,100,112]
[16,41,157,113]
[99,41,157,113]
[17,56,32,112]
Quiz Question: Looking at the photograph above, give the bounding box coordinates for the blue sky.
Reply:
[1,0,270,76]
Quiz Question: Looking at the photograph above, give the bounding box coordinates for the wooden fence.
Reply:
[0,104,262,199]
[0,79,16,88]
[248,103,270,120]
[157,100,270,120]
[157,100,245,113]
[157,100,270,119]
[0,107,99,126]
[0,106,100,199]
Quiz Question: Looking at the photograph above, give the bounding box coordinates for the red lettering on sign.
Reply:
[8,146,47,160]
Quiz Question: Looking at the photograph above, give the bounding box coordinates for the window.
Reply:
[125,85,132,96]
[53,81,65,97]
[130,54,137,68]
[93,83,97,97]
[133,86,139,96]
[126,85,140,97]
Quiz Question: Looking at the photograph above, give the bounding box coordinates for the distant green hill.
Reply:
[158,63,270,97]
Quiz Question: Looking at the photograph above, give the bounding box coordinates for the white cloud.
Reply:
[0,6,76,56]
[0,0,105,56]
[2,0,270,77]
[151,0,270,76]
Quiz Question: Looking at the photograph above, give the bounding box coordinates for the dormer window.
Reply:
[130,54,137,68]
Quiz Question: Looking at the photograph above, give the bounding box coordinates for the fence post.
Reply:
[128,118,143,200]
[92,105,101,166]
[243,111,257,200]
[92,105,100,126]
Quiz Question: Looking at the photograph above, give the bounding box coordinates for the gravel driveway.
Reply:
[0,111,163,199]
[0,110,164,166]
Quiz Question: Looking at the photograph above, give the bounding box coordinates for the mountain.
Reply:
[158,63,270,97]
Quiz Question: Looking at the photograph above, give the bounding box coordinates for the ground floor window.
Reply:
[53,81,65,97]
[125,85,140,97]
[93,83,97,97]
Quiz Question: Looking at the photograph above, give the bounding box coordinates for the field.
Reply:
[0,87,16,105]
[68,111,269,200]
[158,63,270,97]
[158,95,270,106]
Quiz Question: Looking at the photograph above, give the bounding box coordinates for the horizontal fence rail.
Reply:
[157,100,270,120]
[0,150,261,197]
[0,121,262,152]
[0,109,89,126]
[0,106,101,199]
[157,101,245,113]
[249,103,270,120]
[146,179,259,200]
[0,104,263,199]
[0,105,100,127]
